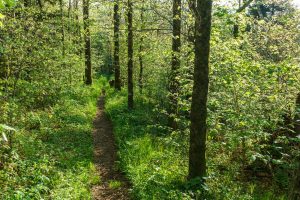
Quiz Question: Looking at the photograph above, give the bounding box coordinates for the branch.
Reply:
[187,0,196,15]
[237,0,254,12]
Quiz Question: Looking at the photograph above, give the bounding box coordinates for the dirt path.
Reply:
[92,91,130,200]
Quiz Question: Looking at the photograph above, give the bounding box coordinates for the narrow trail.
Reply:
[92,90,130,200]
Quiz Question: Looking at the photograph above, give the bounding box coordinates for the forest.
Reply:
[0,0,300,199]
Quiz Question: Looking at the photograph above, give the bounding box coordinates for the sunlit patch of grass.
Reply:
[104,83,187,200]
[101,76,289,200]
[0,79,103,199]
[108,180,122,189]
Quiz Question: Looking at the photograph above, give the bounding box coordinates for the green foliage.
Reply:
[0,0,299,199]
[0,82,101,199]
[102,70,299,199]
[103,83,186,199]
[93,1,300,199]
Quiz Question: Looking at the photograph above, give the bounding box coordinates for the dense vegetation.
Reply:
[0,0,300,199]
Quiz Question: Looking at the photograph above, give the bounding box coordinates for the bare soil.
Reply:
[92,91,130,200]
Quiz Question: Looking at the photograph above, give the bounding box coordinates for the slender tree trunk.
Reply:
[138,5,145,94]
[169,0,181,129]
[74,0,81,54]
[127,0,134,109]
[83,0,92,85]
[113,0,121,90]
[138,37,143,94]
[189,0,213,179]
[294,93,300,137]
[68,0,72,33]
[60,0,65,57]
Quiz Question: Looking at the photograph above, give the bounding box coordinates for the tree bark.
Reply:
[113,0,121,90]
[74,0,81,54]
[294,93,300,136]
[169,0,182,129]
[60,0,65,57]
[189,0,213,179]
[127,0,134,109]
[138,5,145,94]
[37,0,43,10]
[83,0,92,85]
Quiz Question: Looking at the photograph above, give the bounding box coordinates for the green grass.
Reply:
[0,81,102,199]
[0,76,290,200]
[108,180,122,189]
[103,81,188,200]
[101,77,290,200]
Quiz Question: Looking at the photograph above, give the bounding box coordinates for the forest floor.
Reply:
[92,90,130,200]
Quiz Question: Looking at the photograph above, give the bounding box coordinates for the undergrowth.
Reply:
[102,77,289,200]
[0,81,101,199]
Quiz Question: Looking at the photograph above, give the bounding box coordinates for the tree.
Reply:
[189,0,213,179]
[138,3,145,94]
[168,0,181,129]
[60,0,65,57]
[234,0,254,37]
[127,0,133,109]
[83,0,92,85]
[113,0,121,90]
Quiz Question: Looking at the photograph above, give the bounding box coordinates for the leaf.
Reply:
[0,1,4,9]
[0,124,16,132]
[0,13,4,28]
[2,132,8,142]
[4,0,15,7]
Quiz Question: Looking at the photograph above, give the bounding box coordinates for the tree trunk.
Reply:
[138,5,145,94]
[127,0,134,109]
[37,0,43,10]
[169,0,181,129]
[294,93,300,137]
[83,0,92,85]
[138,37,143,94]
[74,0,81,55]
[189,0,213,179]
[113,0,121,90]
[60,0,65,57]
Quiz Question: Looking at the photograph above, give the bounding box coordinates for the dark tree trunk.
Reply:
[294,93,300,136]
[113,0,121,90]
[74,0,81,54]
[127,0,134,109]
[138,5,145,94]
[37,0,43,12]
[138,37,143,94]
[189,0,213,179]
[233,24,239,38]
[60,0,65,57]
[83,0,92,85]
[169,0,181,129]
